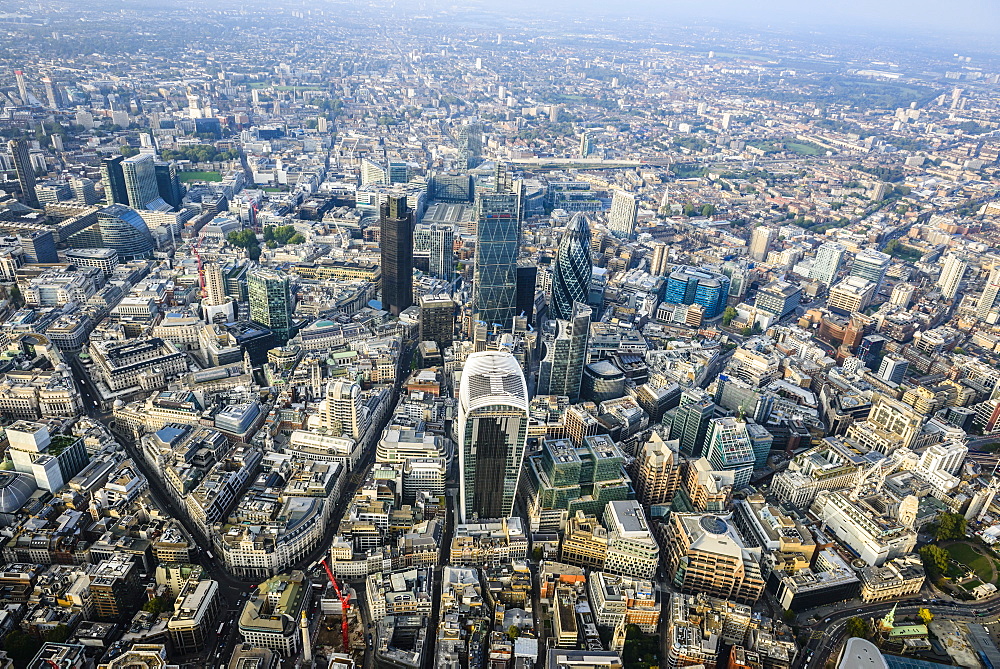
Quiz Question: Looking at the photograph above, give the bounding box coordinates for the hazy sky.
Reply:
[490,0,1000,38]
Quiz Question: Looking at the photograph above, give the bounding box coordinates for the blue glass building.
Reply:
[664,266,730,318]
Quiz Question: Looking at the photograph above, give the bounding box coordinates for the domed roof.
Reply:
[0,471,36,514]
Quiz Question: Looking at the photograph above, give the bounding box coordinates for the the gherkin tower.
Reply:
[550,213,593,321]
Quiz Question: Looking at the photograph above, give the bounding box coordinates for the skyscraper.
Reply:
[122,153,161,210]
[155,162,183,210]
[515,261,537,324]
[41,76,59,109]
[379,195,413,316]
[749,226,776,262]
[428,223,454,280]
[537,302,591,401]
[418,294,455,348]
[100,155,129,205]
[14,69,28,105]
[978,266,1000,320]
[18,229,57,264]
[850,249,891,289]
[7,139,38,208]
[607,190,637,240]
[649,242,669,277]
[550,213,593,321]
[704,417,755,489]
[937,253,967,301]
[458,350,529,522]
[665,388,716,457]
[65,204,155,260]
[473,179,522,330]
[248,268,293,343]
[809,241,846,286]
[664,267,730,319]
[457,122,483,170]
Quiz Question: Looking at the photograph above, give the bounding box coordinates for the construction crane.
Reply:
[320,558,350,651]
[192,239,206,299]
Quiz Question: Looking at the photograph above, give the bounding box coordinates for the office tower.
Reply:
[14,69,28,104]
[515,261,537,324]
[473,182,522,330]
[877,356,908,385]
[419,293,455,348]
[607,190,638,240]
[665,388,716,457]
[318,379,365,440]
[634,432,681,506]
[168,579,221,654]
[603,500,660,579]
[937,253,967,300]
[704,417,755,489]
[649,242,669,277]
[204,264,227,306]
[978,266,1000,319]
[857,335,886,369]
[122,153,160,209]
[745,422,773,470]
[850,249,891,288]
[379,195,413,316]
[458,350,529,522]
[155,162,183,209]
[754,280,802,318]
[41,76,58,109]
[248,268,293,343]
[100,155,129,205]
[67,204,155,260]
[18,229,57,263]
[550,213,593,321]
[457,122,483,169]
[7,422,88,494]
[90,555,143,622]
[749,226,776,262]
[538,303,591,401]
[7,139,38,208]
[664,514,765,603]
[428,223,454,279]
[827,277,877,315]
[70,177,100,205]
[809,241,845,286]
[431,172,474,203]
[580,131,594,158]
[387,161,409,184]
[581,361,626,403]
[890,282,915,308]
[664,266,730,318]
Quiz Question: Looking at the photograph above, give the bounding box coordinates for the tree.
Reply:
[143,596,170,616]
[701,204,716,217]
[43,624,71,643]
[683,203,696,217]
[722,307,738,327]
[248,245,262,262]
[507,625,520,640]
[3,629,42,666]
[845,617,870,640]
[934,512,967,542]
[919,544,949,579]
[917,608,933,625]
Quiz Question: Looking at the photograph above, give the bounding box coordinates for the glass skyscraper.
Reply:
[664,266,730,318]
[8,139,38,208]
[69,204,155,260]
[537,302,591,402]
[705,417,756,489]
[248,268,293,344]
[550,213,593,321]
[473,185,522,330]
[458,350,529,522]
[379,195,413,316]
[122,153,161,210]
[100,155,129,205]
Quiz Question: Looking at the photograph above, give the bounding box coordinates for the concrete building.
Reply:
[663,513,764,604]
[602,500,659,579]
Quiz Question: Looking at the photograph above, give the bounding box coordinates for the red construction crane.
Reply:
[192,239,206,299]
[320,558,350,651]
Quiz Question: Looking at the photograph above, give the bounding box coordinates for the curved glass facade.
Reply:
[97,204,155,259]
[550,213,593,321]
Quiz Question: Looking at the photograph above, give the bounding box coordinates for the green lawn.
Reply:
[178,170,222,183]
[946,542,997,582]
[784,141,824,156]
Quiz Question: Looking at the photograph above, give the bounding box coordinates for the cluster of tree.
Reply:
[722,306,738,327]
[3,625,72,666]
[852,164,905,183]
[919,544,949,580]
[885,239,924,262]
[934,512,968,542]
[227,229,262,261]
[845,616,872,640]
[682,203,716,218]
[160,145,239,164]
[143,596,172,616]
[263,224,305,247]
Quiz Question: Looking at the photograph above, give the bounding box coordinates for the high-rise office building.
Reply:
[515,261,537,324]
[537,302,591,401]
[754,280,802,318]
[14,69,28,105]
[649,242,669,277]
[70,177,100,205]
[7,139,38,208]
[458,350,529,522]
[473,180,522,329]
[664,267,730,318]
[809,241,846,286]
[387,161,409,184]
[877,356,908,385]
[579,131,594,158]
[889,282,915,308]
[704,417,755,489]
[664,388,716,457]
[18,229,57,264]
[41,76,59,109]
[100,155,129,205]
[977,266,1000,319]
[550,213,593,321]
[66,204,155,260]
[122,153,161,210]
[634,432,682,507]
[850,249,891,289]
[155,162,183,209]
[418,294,455,348]
[428,223,455,280]
[749,226,776,262]
[457,122,483,169]
[607,190,638,240]
[937,253,967,301]
[248,268,293,343]
[361,158,386,186]
[379,195,413,316]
